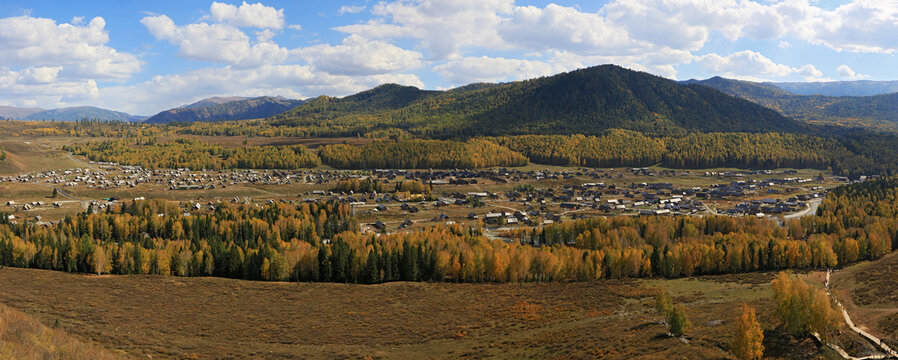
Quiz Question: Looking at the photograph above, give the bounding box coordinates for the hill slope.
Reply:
[146,96,304,124]
[24,106,144,122]
[0,302,123,359]
[274,65,805,137]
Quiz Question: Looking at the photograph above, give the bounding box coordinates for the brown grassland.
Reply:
[0,267,855,359]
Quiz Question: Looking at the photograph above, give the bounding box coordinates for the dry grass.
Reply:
[0,302,124,359]
[0,267,856,359]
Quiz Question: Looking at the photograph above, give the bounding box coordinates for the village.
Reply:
[0,158,847,240]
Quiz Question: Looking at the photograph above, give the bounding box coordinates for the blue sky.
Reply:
[1,0,897,115]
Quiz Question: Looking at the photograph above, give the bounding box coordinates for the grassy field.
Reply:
[0,138,82,176]
[0,267,855,359]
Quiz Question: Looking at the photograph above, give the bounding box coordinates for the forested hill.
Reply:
[271,65,806,138]
[686,77,898,130]
[146,96,305,124]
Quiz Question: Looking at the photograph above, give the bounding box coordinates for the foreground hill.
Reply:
[686,77,898,129]
[0,106,44,120]
[272,64,805,137]
[146,96,304,124]
[24,106,144,122]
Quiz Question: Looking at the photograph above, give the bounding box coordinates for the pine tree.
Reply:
[318,246,331,282]
[363,249,380,284]
[669,304,689,336]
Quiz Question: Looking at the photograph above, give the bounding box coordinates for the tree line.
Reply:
[319,139,529,169]
[1,176,897,283]
[63,138,320,170]
[492,131,857,173]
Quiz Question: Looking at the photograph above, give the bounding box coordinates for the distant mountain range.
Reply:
[771,80,898,97]
[181,96,251,110]
[144,96,305,124]
[0,106,44,120]
[273,64,805,137]
[685,77,898,129]
[20,106,145,122]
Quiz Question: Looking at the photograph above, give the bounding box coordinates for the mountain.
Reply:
[687,77,898,129]
[772,80,898,97]
[274,65,806,137]
[24,106,144,122]
[182,96,251,110]
[0,106,44,120]
[145,96,305,124]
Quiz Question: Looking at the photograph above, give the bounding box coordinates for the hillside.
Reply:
[273,65,805,137]
[24,106,144,122]
[688,77,898,129]
[146,96,304,124]
[0,301,123,359]
[0,106,44,120]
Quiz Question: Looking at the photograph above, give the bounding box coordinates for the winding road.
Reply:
[784,197,823,220]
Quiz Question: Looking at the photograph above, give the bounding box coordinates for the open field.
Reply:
[0,139,82,176]
[0,267,851,359]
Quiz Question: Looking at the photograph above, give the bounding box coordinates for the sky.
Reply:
[1,0,897,115]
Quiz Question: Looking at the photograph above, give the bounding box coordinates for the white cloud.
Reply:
[292,35,423,76]
[0,66,99,108]
[837,64,868,80]
[434,56,566,84]
[695,50,824,81]
[209,1,285,29]
[335,0,514,59]
[339,5,365,15]
[0,16,140,79]
[499,4,639,55]
[798,1,898,54]
[141,14,288,67]
[0,15,139,110]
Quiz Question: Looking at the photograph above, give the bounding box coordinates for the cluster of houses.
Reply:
[0,168,112,188]
[721,194,823,216]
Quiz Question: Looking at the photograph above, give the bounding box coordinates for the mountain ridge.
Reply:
[146,96,305,124]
